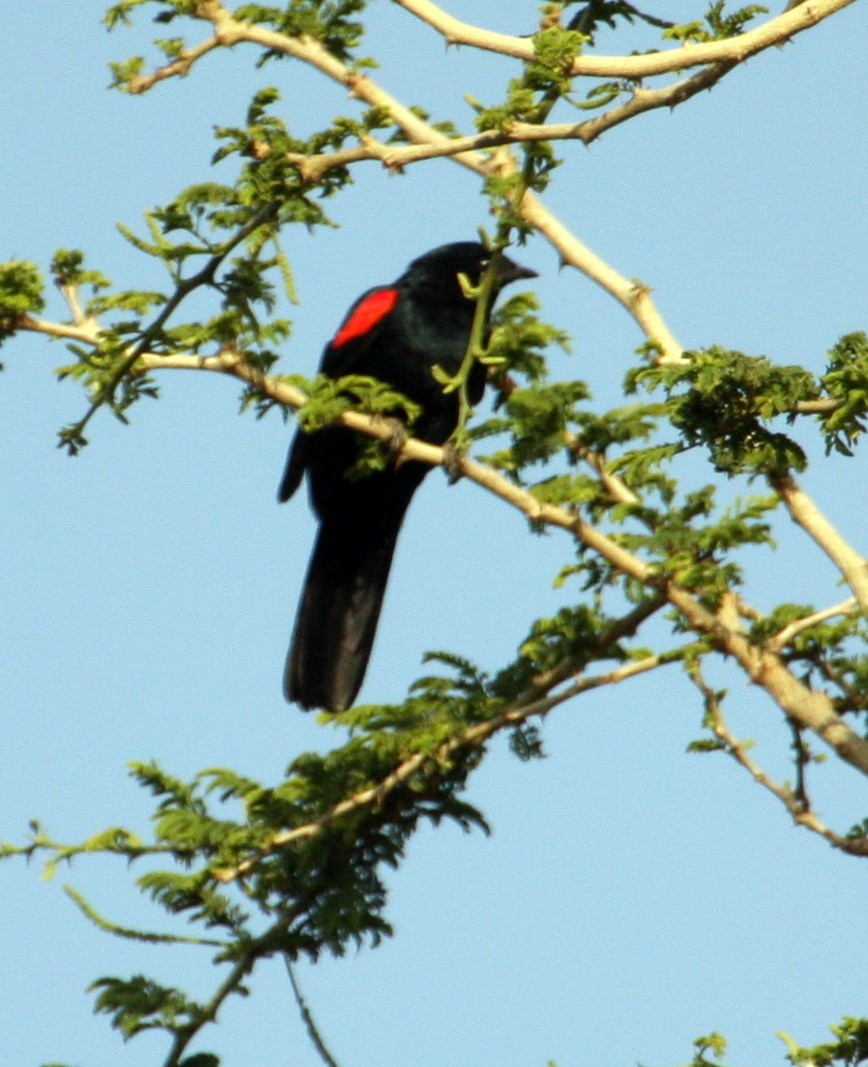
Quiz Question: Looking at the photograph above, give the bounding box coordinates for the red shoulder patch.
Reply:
[332,288,399,348]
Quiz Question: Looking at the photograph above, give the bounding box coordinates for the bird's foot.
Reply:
[381,417,408,461]
[442,440,466,484]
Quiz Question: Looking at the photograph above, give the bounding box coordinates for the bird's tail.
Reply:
[285,517,402,712]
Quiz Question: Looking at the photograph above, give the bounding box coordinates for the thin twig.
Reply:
[789,720,811,811]
[767,597,858,652]
[667,579,868,776]
[63,885,227,948]
[284,958,342,1067]
[162,908,301,1067]
[687,662,868,857]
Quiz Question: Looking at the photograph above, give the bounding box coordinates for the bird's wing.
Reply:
[320,285,400,377]
[278,286,401,503]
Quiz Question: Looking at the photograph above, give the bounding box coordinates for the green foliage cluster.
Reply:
[468,24,589,133]
[677,1031,731,1067]
[664,2,769,44]
[2,704,495,1056]
[628,339,868,470]
[0,260,44,349]
[778,1017,868,1067]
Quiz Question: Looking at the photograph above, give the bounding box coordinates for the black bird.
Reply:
[278,242,536,711]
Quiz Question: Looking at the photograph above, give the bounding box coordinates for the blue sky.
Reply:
[2,3,866,1065]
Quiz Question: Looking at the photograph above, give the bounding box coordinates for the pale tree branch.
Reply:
[18,311,645,519]
[125,1,685,361]
[517,193,684,361]
[56,280,94,329]
[126,34,222,93]
[793,397,844,415]
[21,310,647,507]
[570,440,641,506]
[769,472,868,611]
[392,0,858,78]
[767,597,859,652]
[127,349,666,574]
[20,316,868,776]
[560,60,738,143]
[20,315,100,344]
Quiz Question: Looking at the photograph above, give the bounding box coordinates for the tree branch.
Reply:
[511,594,671,703]
[793,397,845,415]
[769,472,868,611]
[392,0,858,78]
[20,315,100,343]
[126,33,222,93]
[162,909,302,1067]
[284,61,738,181]
[137,349,661,576]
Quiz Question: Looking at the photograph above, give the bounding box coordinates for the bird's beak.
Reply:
[499,256,538,284]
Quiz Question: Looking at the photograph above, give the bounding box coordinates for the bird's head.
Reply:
[402,241,537,303]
